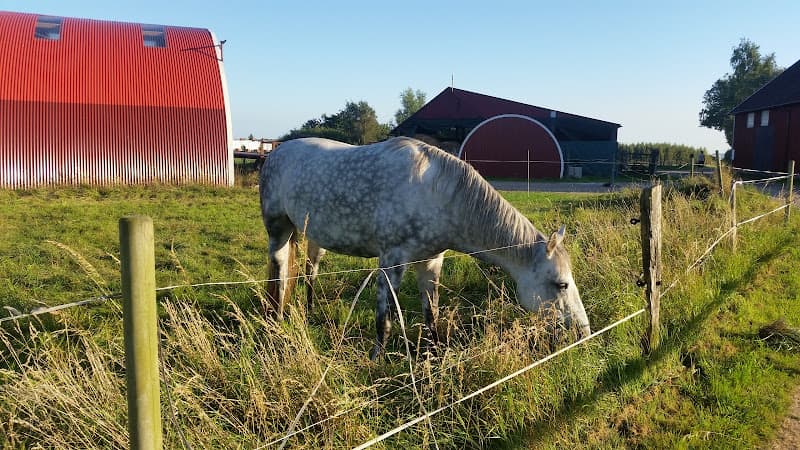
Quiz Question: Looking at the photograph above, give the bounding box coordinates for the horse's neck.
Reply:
[449,198,541,274]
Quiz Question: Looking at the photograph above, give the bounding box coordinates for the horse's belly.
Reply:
[290,210,381,258]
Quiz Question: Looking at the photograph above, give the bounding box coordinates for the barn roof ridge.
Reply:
[731,58,800,114]
[442,87,621,127]
[2,10,208,32]
[393,86,620,137]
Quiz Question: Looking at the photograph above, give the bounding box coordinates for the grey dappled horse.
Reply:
[259,137,590,360]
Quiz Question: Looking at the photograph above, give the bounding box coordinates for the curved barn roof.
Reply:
[0,11,225,108]
[0,11,233,187]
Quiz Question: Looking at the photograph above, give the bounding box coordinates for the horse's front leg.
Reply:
[370,254,407,361]
[415,252,445,352]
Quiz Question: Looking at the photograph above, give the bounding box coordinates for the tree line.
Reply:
[280,88,427,145]
[618,142,709,167]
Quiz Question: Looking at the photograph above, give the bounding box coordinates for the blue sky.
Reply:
[4,1,798,151]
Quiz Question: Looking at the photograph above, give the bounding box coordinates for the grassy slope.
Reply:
[530,222,800,449]
[0,183,798,449]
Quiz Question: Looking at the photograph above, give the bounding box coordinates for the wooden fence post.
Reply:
[730,181,738,252]
[640,184,662,355]
[120,216,162,450]
[715,151,724,193]
[786,160,795,224]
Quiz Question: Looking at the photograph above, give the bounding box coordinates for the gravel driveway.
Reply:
[489,180,636,193]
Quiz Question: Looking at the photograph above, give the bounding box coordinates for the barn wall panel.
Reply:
[0,100,227,188]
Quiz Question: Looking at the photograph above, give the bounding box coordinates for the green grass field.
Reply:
[1,179,799,449]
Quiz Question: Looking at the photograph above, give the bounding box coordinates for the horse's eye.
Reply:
[556,282,569,291]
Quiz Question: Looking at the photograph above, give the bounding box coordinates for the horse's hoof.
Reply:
[369,345,383,362]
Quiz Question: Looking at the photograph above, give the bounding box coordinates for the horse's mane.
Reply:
[392,137,546,257]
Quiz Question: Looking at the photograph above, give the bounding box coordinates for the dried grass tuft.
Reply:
[758,318,800,351]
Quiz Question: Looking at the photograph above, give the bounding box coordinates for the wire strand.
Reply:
[0,294,120,324]
[735,175,789,185]
[660,202,788,299]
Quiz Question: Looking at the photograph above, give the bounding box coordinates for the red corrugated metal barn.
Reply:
[392,88,620,179]
[731,59,800,173]
[0,11,233,188]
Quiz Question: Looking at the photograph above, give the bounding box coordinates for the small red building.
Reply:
[731,59,800,172]
[0,11,233,188]
[392,88,620,179]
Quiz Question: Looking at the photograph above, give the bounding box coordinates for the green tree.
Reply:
[699,38,783,146]
[394,88,427,125]
[281,101,390,145]
[247,133,255,140]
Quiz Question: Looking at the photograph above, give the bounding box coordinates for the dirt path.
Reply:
[771,387,800,449]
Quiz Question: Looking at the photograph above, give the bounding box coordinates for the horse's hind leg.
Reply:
[265,217,298,318]
[304,239,326,313]
[370,253,408,361]
[415,252,445,352]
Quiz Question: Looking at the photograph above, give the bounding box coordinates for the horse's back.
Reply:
[262,137,441,203]
[260,137,458,257]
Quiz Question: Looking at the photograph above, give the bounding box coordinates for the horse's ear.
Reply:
[546,225,566,257]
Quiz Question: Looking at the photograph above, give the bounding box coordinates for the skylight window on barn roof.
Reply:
[34,16,63,41]
[142,25,166,48]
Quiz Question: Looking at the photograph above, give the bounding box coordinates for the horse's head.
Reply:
[516,226,590,339]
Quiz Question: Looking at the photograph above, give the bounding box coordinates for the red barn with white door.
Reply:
[392,88,620,180]
[0,11,233,188]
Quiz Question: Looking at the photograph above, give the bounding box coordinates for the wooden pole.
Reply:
[786,160,795,224]
[120,216,162,450]
[640,184,662,355]
[690,154,695,178]
[730,181,738,252]
[716,151,724,194]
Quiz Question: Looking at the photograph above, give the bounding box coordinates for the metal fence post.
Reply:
[640,184,662,355]
[786,160,795,224]
[120,216,162,450]
[527,149,530,194]
[690,154,695,178]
